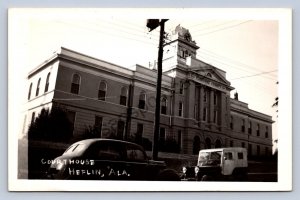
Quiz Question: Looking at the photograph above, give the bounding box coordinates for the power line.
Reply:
[192,20,236,32]
[55,20,159,47]
[230,70,278,80]
[194,20,253,37]
[199,48,277,77]
[197,49,277,80]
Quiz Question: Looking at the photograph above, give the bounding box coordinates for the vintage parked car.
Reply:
[181,147,248,181]
[46,138,180,181]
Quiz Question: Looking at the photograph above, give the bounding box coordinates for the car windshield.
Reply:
[63,143,86,155]
[198,151,222,166]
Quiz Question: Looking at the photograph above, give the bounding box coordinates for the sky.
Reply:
[9,8,284,143]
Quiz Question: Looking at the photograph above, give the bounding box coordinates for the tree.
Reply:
[28,106,73,142]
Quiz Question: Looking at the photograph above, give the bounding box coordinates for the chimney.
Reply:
[234,92,239,100]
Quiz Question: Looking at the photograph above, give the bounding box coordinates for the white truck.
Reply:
[181,147,248,181]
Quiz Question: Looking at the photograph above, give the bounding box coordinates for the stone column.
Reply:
[209,90,214,123]
[187,81,195,119]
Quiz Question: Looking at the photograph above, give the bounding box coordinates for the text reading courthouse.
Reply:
[23,25,273,157]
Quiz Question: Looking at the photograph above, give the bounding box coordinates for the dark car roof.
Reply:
[70,138,142,148]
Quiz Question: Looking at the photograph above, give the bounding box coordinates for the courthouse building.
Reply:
[22,25,274,157]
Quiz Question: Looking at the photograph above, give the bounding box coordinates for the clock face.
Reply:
[184,32,191,42]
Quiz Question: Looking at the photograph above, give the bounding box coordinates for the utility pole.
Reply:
[146,19,168,160]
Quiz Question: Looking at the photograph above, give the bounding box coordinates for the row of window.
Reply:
[229,140,270,156]
[70,74,185,116]
[28,73,51,100]
[194,106,219,124]
[230,116,269,138]
[92,115,182,149]
[69,74,221,118]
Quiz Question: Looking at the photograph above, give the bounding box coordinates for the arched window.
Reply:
[120,87,128,106]
[161,97,167,114]
[205,138,211,149]
[138,92,146,109]
[215,139,222,148]
[193,136,200,155]
[71,74,81,94]
[28,83,32,100]
[98,81,107,101]
[178,101,183,117]
[35,78,41,96]
[44,73,50,93]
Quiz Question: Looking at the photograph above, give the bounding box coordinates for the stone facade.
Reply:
[23,25,273,157]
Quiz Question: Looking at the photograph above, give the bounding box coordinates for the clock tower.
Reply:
[163,25,200,64]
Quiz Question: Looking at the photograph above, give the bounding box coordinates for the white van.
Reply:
[182,147,248,181]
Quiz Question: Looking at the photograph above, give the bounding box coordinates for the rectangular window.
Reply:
[265,131,269,138]
[179,102,183,117]
[225,152,233,160]
[203,108,207,121]
[213,110,218,123]
[161,105,167,115]
[257,145,260,156]
[98,90,106,101]
[203,91,207,102]
[71,83,79,94]
[248,122,252,134]
[238,152,244,159]
[214,93,217,105]
[28,83,32,100]
[230,140,233,147]
[95,116,103,137]
[257,124,260,136]
[31,112,35,124]
[138,100,145,109]
[179,82,184,94]
[117,120,125,139]
[137,123,144,137]
[159,127,166,142]
[194,105,198,119]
